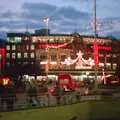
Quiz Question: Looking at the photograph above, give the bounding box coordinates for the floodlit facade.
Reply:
[0,32,120,82]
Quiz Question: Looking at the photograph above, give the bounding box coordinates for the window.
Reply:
[40,55,46,60]
[6,45,10,50]
[26,45,29,50]
[6,53,10,58]
[6,62,10,66]
[12,53,16,59]
[12,45,16,50]
[30,52,35,58]
[106,63,111,70]
[17,53,21,58]
[23,62,28,65]
[17,45,21,51]
[113,63,117,70]
[113,54,117,57]
[61,55,66,61]
[51,55,56,61]
[24,52,28,58]
[31,45,35,50]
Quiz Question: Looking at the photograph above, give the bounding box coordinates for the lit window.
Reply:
[113,64,117,70]
[31,45,35,50]
[113,54,116,57]
[30,52,35,58]
[6,53,10,58]
[12,53,16,59]
[12,45,16,50]
[17,53,21,58]
[24,52,28,58]
[6,45,10,50]
[26,45,29,50]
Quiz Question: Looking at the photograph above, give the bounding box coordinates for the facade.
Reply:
[5,41,37,76]
[0,32,119,82]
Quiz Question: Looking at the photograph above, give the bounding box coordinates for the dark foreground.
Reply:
[0,101,120,120]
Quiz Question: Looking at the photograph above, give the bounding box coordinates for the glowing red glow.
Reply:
[37,43,69,49]
[93,43,99,66]
[0,48,6,71]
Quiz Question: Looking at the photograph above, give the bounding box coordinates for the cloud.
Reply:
[0,1,120,39]
[56,6,90,20]
[21,2,57,19]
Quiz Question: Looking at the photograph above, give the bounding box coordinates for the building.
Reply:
[2,32,120,82]
[5,41,37,76]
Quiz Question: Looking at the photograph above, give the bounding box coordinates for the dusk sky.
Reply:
[0,0,120,38]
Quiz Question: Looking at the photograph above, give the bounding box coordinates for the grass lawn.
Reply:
[0,101,120,120]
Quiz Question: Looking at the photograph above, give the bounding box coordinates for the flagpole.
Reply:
[45,17,49,79]
[93,0,98,90]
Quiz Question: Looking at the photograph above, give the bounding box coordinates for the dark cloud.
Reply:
[0,10,13,18]
[56,6,90,20]
[22,2,57,19]
[0,20,44,31]
[21,2,90,21]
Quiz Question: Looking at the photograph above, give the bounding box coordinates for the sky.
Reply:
[0,0,120,38]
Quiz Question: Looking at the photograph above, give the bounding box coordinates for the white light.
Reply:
[106,63,111,65]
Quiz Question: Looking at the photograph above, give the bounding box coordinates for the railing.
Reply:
[1,91,120,112]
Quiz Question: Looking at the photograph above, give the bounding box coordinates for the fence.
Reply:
[1,91,120,112]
